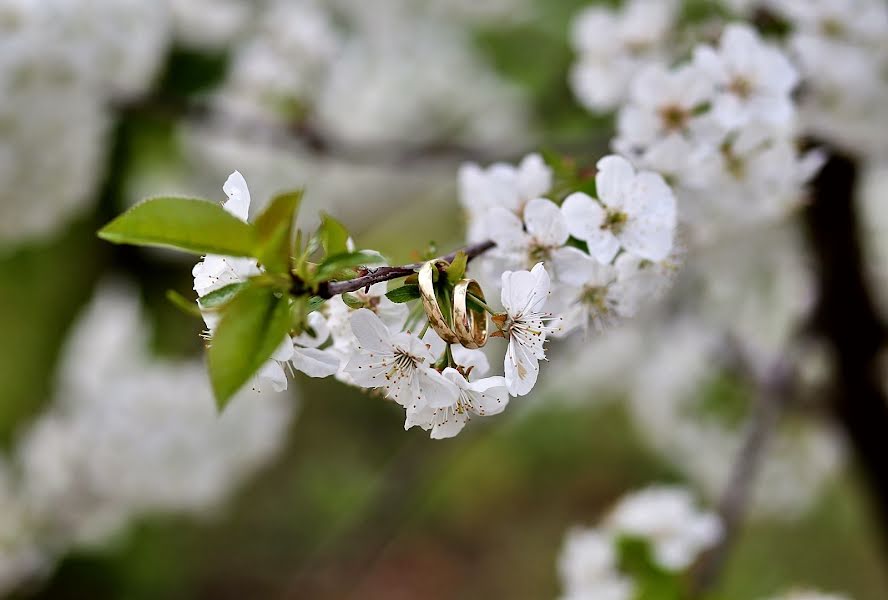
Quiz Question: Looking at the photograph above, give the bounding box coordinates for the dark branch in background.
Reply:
[317,240,496,299]
[115,95,523,167]
[802,149,888,554]
[692,355,795,595]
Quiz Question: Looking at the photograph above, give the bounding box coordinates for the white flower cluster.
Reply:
[763,0,888,157]
[558,486,723,600]
[569,0,680,112]
[0,0,170,246]
[461,153,678,335]
[764,591,852,600]
[614,23,822,241]
[213,0,529,151]
[194,160,678,438]
[0,282,294,595]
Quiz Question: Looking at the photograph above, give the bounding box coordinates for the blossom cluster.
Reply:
[557,486,723,600]
[461,153,679,336]
[190,157,678,438]
[0,283,293,594]
[725,0,888,158]
[211,0,529,151]
[0,0,168,245]
[613,23,821,241]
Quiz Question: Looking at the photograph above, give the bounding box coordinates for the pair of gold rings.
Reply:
[417,260,488,349]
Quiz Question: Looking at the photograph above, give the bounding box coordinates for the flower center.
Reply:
[729,76,753,99]
[602,210,628,233]
[658,104,689,131]
[581,286,611,312]
[528,243,551,263]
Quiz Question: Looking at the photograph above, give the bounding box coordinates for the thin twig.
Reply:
[317,240,496,299]
[692,355,795,594]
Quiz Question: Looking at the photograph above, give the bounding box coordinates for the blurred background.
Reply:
[1,0,887,598]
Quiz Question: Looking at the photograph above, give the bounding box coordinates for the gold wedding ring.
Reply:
[452,279,489,349]
[418,259,460,344]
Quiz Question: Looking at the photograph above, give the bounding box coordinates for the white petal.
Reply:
[585,230,621,265]
[561,192,606,242]
[222,171,251,221]
[596,155,635,209]
[349,309,393,354]
[504,338,540,397]
[465,376,510,416]
[257,360,288,393]
[430,410,469,439]
[486,207,530,251]
[293,311,331,349]
[292,347,340,378]
[524,198,569,247]
[419,367,461,409]
[517,153,553,200]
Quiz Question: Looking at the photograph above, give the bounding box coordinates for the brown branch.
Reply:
[802,148,888,554]
[692,356,795,594]
[317,240,496,299]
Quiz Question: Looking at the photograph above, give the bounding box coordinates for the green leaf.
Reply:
[385,284,421,304]
[207,286,291,409]
[306,296,325,314]
[98,196,257,257]
[165,290,203,318]
[318,213,351,256]
[341,293,365,309]
[314,250,380,282]
[254,190,302,274]
[446,251,468,285]
[199,281,249,309]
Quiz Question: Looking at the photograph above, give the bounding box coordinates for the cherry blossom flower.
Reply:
[487,197,592,279]
[344,309,459,417]
[693,24,799,130]
[499,262,555,396]
[561,156,676,263]
[414,369,510,439]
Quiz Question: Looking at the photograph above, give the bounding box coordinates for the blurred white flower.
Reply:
[17,282,294,555]
[569,0,679,112]
[557,528,634,600]
[693,23,799,130]
[605,486,723,571]
[763,590,852,600]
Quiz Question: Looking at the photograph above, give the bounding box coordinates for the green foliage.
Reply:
[616,536,687,600]
[318,213,352,256]
[386,284,421,304]
[254,190,302,274]
[341,293,365,310]
[198,282,249,310]
[446,251,468,285]
[207,284,292,409]
[98,197,257,257]
[165,290,203,318]
[313,250,380,283]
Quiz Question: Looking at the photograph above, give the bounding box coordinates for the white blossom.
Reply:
[487,197,591,279]
[693,23,799,130]
[605,486,723,571]
[17,283,294,554]
[344,309,459,424]
[561,156,677,263]
[418,369,510,439]
[500,262,555,396]
[557,528,634,600]
[569,0,679,112]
